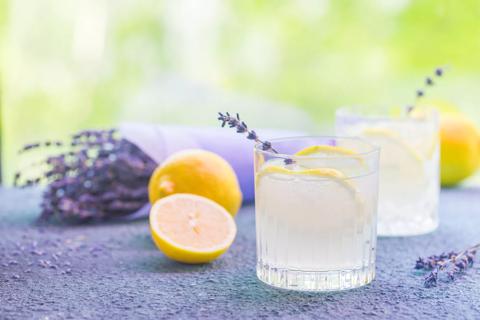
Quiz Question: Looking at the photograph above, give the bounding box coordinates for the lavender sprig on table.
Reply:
[415,243,480,287]
[407,66,446,113]
[15,129,156,223]
[217,112,293,165]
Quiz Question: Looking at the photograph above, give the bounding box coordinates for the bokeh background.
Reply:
[1,0,480,183]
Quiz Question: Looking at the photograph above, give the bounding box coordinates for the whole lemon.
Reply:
[148,149,242,216]
[440,114,480,187]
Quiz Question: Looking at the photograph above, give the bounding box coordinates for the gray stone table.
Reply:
[1,187,480,319]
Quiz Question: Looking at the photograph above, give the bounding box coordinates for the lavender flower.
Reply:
[407,66,447,113]
[218,112,279,153]
[16,129,156,223]
[415,243,479,287]
[217,112,295,165]
[424,268,439,288]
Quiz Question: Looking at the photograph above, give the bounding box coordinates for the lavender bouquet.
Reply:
[15,123,301,223]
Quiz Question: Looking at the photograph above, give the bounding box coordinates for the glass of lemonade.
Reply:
[336,107,440,237]
[254,136,380,291]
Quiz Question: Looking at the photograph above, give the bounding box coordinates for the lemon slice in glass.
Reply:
[256,161,366,228]
[361,128,423,162]
[295,145,359,157]
[293,145,367,176]
[257,164,348,184]
[361,127,427,203]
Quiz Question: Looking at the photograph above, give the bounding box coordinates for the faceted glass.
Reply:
[254,136,380,291]
[336,108,440,236]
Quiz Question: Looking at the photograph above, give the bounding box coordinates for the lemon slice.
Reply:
[361,127,427,203]
[258,164,346,179]
[256,164,360,204]
[362,128,423,162]
[405,109,439,159]
[149,194,237,264]
[256,163,367,227]
[293,145,367,175]
[294,145,358,157]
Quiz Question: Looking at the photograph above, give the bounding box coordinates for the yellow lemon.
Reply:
[440,114,480,186]
[408,99,479,186]
[148,149,242,216]
[149,194,237,264]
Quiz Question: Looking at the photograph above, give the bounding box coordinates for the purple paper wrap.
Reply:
[119,124,303,203]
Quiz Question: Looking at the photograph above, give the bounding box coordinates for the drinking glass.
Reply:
[336,107,440,236]
[254,136,380,291]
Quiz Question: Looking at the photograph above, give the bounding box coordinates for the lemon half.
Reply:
[149,194,237,264]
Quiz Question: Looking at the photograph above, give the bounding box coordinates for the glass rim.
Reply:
[336,106,439,121]
[254,135,380,159]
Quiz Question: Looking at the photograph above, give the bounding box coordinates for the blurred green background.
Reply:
[1,0,480,183]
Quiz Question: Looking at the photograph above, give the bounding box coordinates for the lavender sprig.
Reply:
[406,66,447,114]
[217,112,293,165]
[217,112,278,152]
[415,243,479,287]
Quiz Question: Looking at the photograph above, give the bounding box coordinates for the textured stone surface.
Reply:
[1,187,480,319]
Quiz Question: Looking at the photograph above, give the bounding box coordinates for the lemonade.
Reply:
[254,137,380,291]
[336,108,440,236]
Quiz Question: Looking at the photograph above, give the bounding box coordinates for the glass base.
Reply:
[377,217,438,237]
[256,263,375,292]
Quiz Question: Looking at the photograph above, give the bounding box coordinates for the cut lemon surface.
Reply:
[149,194,237,264]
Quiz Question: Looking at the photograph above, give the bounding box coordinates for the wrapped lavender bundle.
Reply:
[15,124,301,223]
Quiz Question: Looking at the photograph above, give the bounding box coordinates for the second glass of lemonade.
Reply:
[336,107,440,236]
[254,136,380,291]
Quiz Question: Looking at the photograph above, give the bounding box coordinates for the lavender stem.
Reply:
[407,66,448,114]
